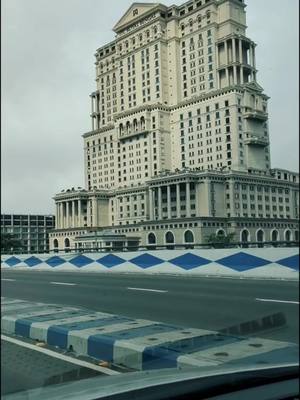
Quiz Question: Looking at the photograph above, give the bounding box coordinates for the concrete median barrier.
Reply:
[2,297,298,371]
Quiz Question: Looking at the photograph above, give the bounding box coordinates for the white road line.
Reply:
[256,298,299,305]
[127,287,168,293]
[50,282,77,286]
[1,279,16,282]
[1,334,119,375]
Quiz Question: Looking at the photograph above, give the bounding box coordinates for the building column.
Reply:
[262,187,266,217]
[149,188,154,220]
[254,186,258,217]
[239,39,243,63]
[96,94,100,114]
[158,187,162,220]
[233,65,237,85]
[225,68,229,87]
[176,184,181,218]
[186,182,191,218]
[87,200,92,227]
[55,203,59,229]
[232,38,236,62]
[96,94,100,130]
[252,45,256,69]
[167,185,171,219]
[91,95,95,131]
[249,46,254,81]
[229,182,235,217]
[78,199,82,227]
[276,192,280,218]
[240,66,244,84]
[137,194,141,219]
[239,185,243,214]
[224,40,228,64]
[249,45,253,67]
[247,185,251,216]
[72,201,75,227]
[64,201,70,229]
[61,203,64,229]
[115,198,119,223]
[92,197,98,227]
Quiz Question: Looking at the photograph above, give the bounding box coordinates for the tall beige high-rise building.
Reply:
[50,0,299,251]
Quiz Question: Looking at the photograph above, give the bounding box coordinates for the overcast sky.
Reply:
[2,0,299,215]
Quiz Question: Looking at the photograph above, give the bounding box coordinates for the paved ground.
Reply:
[1,270,299,344]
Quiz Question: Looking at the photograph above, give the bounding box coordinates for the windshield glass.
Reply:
[1,0,299,398]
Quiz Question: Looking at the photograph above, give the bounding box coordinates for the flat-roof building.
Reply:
[1,214,55,253]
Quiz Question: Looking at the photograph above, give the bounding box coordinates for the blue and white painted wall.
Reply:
[1,248,299,279]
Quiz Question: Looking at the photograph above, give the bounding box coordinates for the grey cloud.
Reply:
[1,0,298,214]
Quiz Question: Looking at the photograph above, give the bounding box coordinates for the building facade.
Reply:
[1,214,55,253]
[49,0,299,251]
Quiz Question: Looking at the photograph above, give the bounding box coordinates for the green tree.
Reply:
[1,232,23,253]
[205,232,235,248]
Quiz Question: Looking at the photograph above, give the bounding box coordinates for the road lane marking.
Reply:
[1,334,119,375]
[1,279,16,282]
[127,287,167,293]
[256,298,299,305]
[50,282,77,286]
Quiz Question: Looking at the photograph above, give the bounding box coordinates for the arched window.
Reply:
[216,229,226,238]
[257,229,264,242]
[153,26,158,35]
[271,230,279,242]
[241,229,249,242]
[241,229,249,248]
[140,116,145,131]
[184,230,194,249]
[148,233,156,244]
[119,123,124,136]
[133,119,138,132]
[184,230,194,243]
[256,229,264,247]
[64,238,70,252]
[126,121,131,134]
[285,230,291,242]
[53,239,58,253]
[139,34,143,42]
[166,231,174,243]
[165,231,175,249]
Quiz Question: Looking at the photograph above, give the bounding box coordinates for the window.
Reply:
[148,233,156,244]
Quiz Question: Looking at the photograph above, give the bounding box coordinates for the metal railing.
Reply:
[1,241,298,256]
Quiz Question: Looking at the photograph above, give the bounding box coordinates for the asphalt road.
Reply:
[1,339,102,396]
[1,270,299,344]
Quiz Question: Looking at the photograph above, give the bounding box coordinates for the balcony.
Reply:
[244,108,268,121]
[119,129,149,141]
[244,134,269,147]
